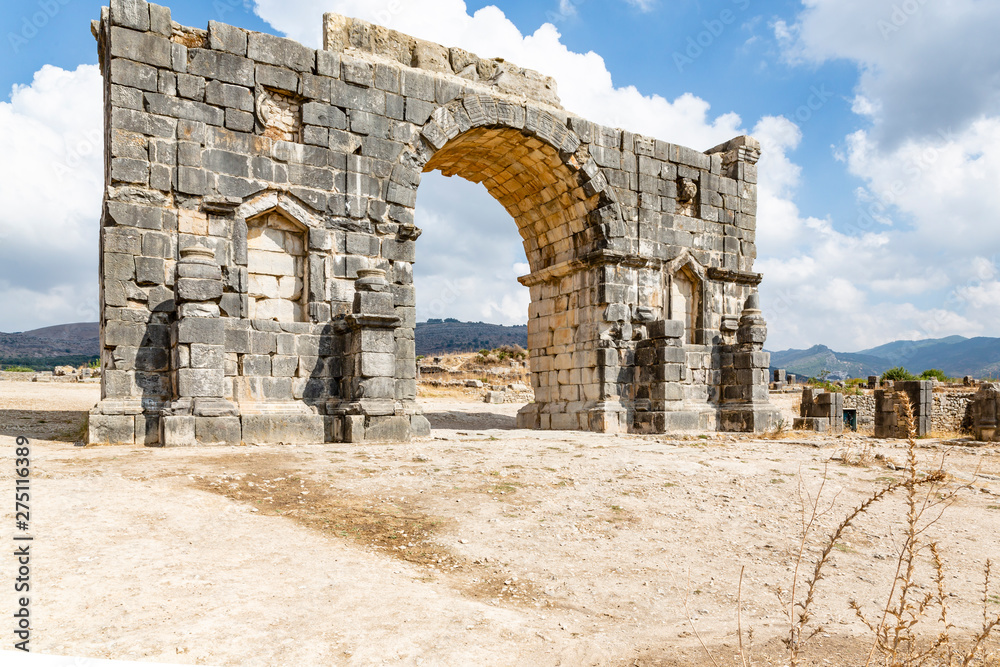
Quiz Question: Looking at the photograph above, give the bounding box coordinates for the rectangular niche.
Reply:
[246,212,307,322]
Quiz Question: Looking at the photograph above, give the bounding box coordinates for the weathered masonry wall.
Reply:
[88,0,779,445]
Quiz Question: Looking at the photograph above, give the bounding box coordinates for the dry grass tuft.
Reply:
[697,396,1000,666]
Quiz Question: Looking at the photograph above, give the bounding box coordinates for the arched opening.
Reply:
[406,113,605,430]
[412,172,528,326]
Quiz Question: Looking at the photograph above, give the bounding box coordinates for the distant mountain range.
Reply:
[769,336,1000,380]
[4,321,997,379]
[0,322,100,370]
[415,319,527,356]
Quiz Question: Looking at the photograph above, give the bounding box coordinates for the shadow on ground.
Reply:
[424,411,518,430]
[0,409,88,441]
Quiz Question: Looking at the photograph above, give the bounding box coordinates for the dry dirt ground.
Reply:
[2,382,1000,666]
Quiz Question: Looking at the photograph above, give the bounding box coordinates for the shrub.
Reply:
[2,366,34,372]
[920,368,951,382]
[882,366,916,382]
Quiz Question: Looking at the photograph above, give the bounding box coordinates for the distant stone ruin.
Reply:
[88,0,780,445]
[794,387,844,434]
[971,383,1000,441]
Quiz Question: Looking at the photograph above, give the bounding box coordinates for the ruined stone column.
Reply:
[874,380,932,438]
[971,383,999,441]
[333,269,428,442]
[793,387,843,433]
[160,245,240,446]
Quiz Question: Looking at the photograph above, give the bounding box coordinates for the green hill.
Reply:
[415,320,527,356]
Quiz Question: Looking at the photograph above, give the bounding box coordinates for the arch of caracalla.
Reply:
[87,0,781,445]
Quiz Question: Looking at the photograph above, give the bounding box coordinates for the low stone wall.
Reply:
[0,372,38,382]
[844,390,972,434]
[484,390,535,404]
[0,371,100,383]
[932,392,974,433]
[844,393,875,426]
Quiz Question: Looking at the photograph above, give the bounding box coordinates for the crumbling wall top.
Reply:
[322,13,561,109]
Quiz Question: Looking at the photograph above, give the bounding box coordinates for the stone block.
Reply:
[149,3,171,36]
[110,0,149,31]
[240,414,325,444]
[187,49,255,88]
[177,368,226,397]
[177,167,207,195]
[135,346,169,372]
[359,353,395,377]
[161,415,196,447]
[353,291,394,316]
[363,415,412,442]
[110,27,172,69]
[255,64,299,93]
[135,413,160,445]
[355,329,394,354]
[105,227,143,255]
[648,319,684,339]
[205,81,253,111]
[176,318,224,345]
[195,416,242,445]
[250,330,277,354]
[248,31,315,72]
[225,108,254,133]
[148,162,172,190]
[241,354,271,376]
[110,59,158,92]
[410,415,431,437]
[111,157,149,184]
[189,344,225,370]
[271,355,298,377]
[177,278,223,302]
[145,93,225,126]
[341,415,365,443]
[88,414,136,445]
[208,20,248,55]
[302,102,347,129]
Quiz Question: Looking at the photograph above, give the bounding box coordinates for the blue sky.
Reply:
[2,0,998,352]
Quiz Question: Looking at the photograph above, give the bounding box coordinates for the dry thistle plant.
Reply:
[693,394,999,666]
[778,396,1000,666]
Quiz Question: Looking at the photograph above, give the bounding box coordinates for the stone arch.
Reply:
[393,94,622,273]
[665,253,706,345]
[91,8,782,444]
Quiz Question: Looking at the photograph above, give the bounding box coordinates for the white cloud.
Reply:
[759,0,1000,352]
[0,64,103,332]
[621,0,656,12]
[780,0,1000,148]
[413,174,532,326]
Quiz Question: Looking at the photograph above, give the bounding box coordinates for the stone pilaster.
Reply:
[631,319,695,432]
[331,269,427,442]
[160,245,240,446]
[718,293,780,431]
